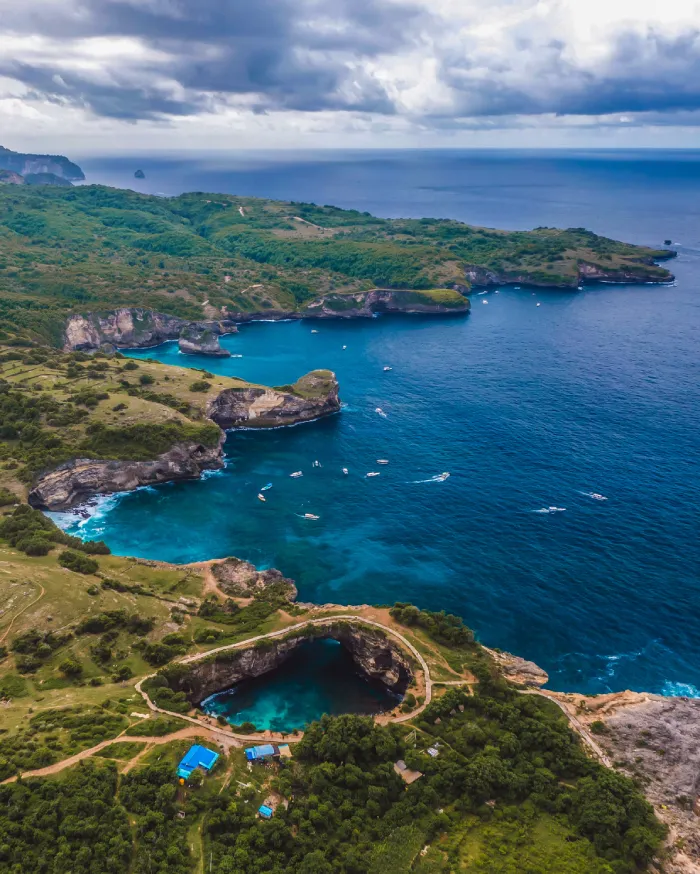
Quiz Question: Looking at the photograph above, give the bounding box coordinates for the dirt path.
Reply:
[0,581,45,643]
[1,725,234,784]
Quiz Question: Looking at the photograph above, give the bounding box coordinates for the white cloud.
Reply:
[0,0,699,150]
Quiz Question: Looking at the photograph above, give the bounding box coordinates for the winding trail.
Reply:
[3,617,611,783]
[0,581,45,644]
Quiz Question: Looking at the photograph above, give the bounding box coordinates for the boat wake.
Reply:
[408,473,450,484]
[532,506,567,514]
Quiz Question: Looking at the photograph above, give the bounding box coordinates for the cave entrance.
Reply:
[201,638,401,733]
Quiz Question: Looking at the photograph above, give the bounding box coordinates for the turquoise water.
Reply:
[200,639,399,732]
[60,150,700,698]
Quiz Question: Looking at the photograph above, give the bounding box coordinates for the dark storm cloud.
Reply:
[3,0,700,124]
[1,0,421,118]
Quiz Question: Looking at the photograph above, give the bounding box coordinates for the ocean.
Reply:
[63,149,700,699]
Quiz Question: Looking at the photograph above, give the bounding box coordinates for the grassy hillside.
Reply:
[0,184,672,344]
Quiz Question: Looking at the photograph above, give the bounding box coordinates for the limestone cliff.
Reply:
[208,370,340,429]
[63,308,238,352]
[178,323,231,357]
[212,557,297,601]
[163,622,413,704]
[303,288,469,318]
[0,145,84,181]
[28,437,225,511]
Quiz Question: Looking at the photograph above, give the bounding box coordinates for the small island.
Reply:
[134,169,145,179]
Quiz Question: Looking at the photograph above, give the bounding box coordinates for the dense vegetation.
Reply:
[0,689,664,873]
[0,184,672,344]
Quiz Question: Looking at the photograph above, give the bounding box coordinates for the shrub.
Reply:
[122,361,139,371]
[58,550,99,574]
[139,373,155,385]
[189,380,211,392]
[58,656,83,678]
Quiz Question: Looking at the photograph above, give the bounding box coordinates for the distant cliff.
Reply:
[0,146,84,182]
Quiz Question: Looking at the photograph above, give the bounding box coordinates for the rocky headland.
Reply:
[28,437,226,511]
[212,557,298,601]
[464,256,675,289]
[178,323,231,357]
[27,370,340,511]
[302,288,470,318]
[160,621,413,705]
[207,370,340,429]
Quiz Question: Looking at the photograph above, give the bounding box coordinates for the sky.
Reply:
[1,0,700,152]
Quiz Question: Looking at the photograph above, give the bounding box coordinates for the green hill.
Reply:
[0,184,673,345]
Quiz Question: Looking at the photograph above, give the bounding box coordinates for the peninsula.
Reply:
[0,181,674,346]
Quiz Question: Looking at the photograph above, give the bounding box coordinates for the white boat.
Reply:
[312,460,321,468]
[588,492,608,501]
[376,459,389,464]
[342,468,349,475]
[548,506,566,513]
[536,302,541,307]
[302,513,320,520]
[383,366,392,372]
[375,407,387,417]
[231,354,243,358]
[290,471,303,478]
[435,472,450,481]
[311,329,318,334]
[366,471,381,477]
[342,345,347,350]
[482,300,488,305]
[257,494,266,502]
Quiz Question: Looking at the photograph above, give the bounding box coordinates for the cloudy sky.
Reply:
[1,0,700,152]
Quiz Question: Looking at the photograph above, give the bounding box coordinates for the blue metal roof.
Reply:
[245,744,276,761]
[258,805,273,818]
[178,744,219,777]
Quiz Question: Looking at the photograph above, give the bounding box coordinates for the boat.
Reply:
[231,354,243,358]
[342,345,347,350]
[548,506,566,513]
[376,459,389,464]
[342,468,349,475]
[257,494,266,502]
[482,300,488,305]
[536,302,541,307]
[366,471,381,477]
[290,471,303,478]
[435,472,450,481]
[312,460,321,468]
[302,513,320,520]
[588,492,608,501]
[383,366,392,372]
[311,329,318,334]
[375,407,387,417]
[261,483,273,491]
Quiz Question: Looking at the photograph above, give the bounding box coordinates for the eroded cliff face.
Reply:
[28,437,225,511]
[208,371,340,429]
[165,623,413,704]
[178,323,231,357]
[63,309,238,352]
[303,289,469,318]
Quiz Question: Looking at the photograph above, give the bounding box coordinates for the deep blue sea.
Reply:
[63,150,700,700]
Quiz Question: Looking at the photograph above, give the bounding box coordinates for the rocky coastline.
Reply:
[160,621,413,705]
[27,370,340,511]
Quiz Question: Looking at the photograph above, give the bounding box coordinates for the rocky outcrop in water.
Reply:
[162,622,413,704]
[303,288,469,318]
[28,437,225,511]
[208,370,340,429]
[63,308,238,353]
[178,323,231,357]
[212,557,297,601]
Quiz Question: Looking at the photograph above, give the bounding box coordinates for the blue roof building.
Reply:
[245,743,277,762]
[177,744,220,780]
[258,805,273,819]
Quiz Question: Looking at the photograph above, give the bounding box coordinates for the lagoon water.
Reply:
[200,639,399,732]
[65,150,700,700]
